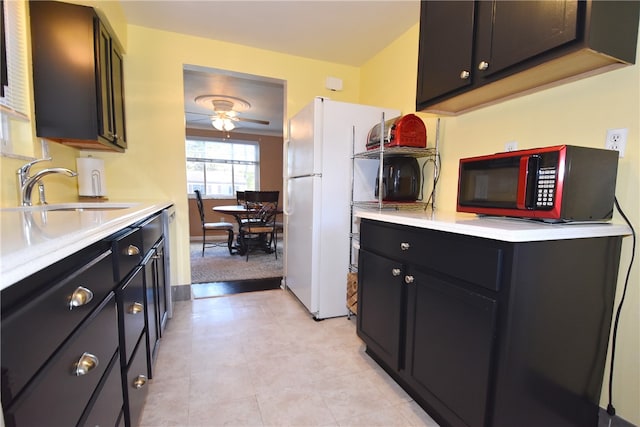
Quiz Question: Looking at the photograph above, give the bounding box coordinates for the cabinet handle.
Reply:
[391,268,401,277]
[478,61,489,71]
[404,275,415,284]
[125,245,140,256]
[459,70,470,79]
[400,242,410,251]
[129,302,144,314]
[73,352,99,376]
[68,286,94,310]
[152,254,162,260]
[133,374,147,389]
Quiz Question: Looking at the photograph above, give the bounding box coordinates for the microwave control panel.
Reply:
[535,167,557,208]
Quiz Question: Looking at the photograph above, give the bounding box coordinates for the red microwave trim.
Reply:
[457,145,567,220]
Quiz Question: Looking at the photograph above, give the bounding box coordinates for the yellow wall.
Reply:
[362,22,640,426]
[1,3,637,423]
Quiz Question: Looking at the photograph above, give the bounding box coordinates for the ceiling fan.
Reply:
[190,95,270,131]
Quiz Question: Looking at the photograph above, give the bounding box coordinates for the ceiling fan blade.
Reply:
[236,117,270,125]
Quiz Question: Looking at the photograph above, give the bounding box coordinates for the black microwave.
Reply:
[457,145,619,222]
[375,157,421,201]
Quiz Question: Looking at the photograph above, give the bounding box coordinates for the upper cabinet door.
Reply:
[96,21,115,144]
[475,1,579,78]
[416,0,639,115]
[416,1,475,104]
[110,42,127,150]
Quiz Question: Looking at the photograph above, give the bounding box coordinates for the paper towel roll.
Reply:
[76,157,107,197]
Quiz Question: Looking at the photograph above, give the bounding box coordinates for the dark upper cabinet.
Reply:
[416,0,640,115]
[416,1,475,104]
[29,1,127,152]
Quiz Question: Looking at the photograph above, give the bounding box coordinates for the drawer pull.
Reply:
[404,275,415,284]
[69,286,94,309]
[125,245,140,256]
[400,242,410,251]
[129,302,144,314]
[133,374,147,389]
[391,268,401,277]
[73,352,99,376]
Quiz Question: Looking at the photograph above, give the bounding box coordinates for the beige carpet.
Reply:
[190,241,283,283]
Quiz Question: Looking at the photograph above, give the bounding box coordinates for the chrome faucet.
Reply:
[17,157,52,189]
[18,159,77,206]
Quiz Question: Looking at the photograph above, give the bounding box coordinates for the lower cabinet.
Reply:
[404,269,497,427]
[1,208,172,427]
[357,250,404,371]
[79,351,124,427]
[122,334,149,427]
[357,218,623,427]
[4,292,118,427]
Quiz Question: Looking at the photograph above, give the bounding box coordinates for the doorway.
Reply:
[183,65,286,297]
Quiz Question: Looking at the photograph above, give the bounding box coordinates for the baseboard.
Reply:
[171,284,192,302]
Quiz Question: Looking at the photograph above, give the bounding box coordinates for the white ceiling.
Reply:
[119,1,421,137]
[120,1,420,66]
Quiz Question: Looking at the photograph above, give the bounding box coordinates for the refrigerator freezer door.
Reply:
[285,175,321,314]
[287,99,321,177]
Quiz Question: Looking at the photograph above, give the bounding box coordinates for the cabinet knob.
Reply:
[73,352,99,376]
[133,374,148,389]
[459,70,470,79]
[478,61,489,71]
[400,242,410,251]
[404,275,415,284]
[391,268,401,277]
[68,286,94,310]
[125,245,140,256]
[129,302,144,314]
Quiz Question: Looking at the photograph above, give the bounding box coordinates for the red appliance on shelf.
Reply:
[366,113,427,150]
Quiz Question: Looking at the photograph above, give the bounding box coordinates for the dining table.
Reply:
[212,205,276,255]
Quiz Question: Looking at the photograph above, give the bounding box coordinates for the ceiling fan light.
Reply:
[223,119,235,131]
[211,117,236,131]
[211,117,224,130]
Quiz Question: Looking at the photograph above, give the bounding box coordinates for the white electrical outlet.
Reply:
[605,128,627,157]
[505,141,518,152]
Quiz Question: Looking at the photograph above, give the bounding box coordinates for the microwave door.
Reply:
[458,157,521,208]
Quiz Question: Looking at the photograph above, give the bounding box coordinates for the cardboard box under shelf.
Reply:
[347,272,357,314]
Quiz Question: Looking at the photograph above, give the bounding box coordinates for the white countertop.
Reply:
[0,201,173,289]
[355,209,632,242]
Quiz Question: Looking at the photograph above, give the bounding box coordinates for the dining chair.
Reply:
[236,190,246,206]
[238,190,279,261]
[194,189,234,256]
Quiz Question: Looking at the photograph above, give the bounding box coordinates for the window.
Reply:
[1,0,32,158]
[186,138,259,197]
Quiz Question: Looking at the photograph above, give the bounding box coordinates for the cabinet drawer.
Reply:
[79,350,123,427]
[360,219,505,291]
[5,293,118,427]
[112,228,143,282]
[1,250,114,404]
[140,213,163,255]
[125,335,149,427]
[118,266,146,364]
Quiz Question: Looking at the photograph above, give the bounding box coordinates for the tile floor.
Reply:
[139,289,440,427]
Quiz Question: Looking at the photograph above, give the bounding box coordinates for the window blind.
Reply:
[0,0,29,120]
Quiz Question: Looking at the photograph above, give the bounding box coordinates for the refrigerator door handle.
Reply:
[283,134,290,215]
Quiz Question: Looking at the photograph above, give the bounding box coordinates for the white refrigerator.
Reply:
[283,97,400,319]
